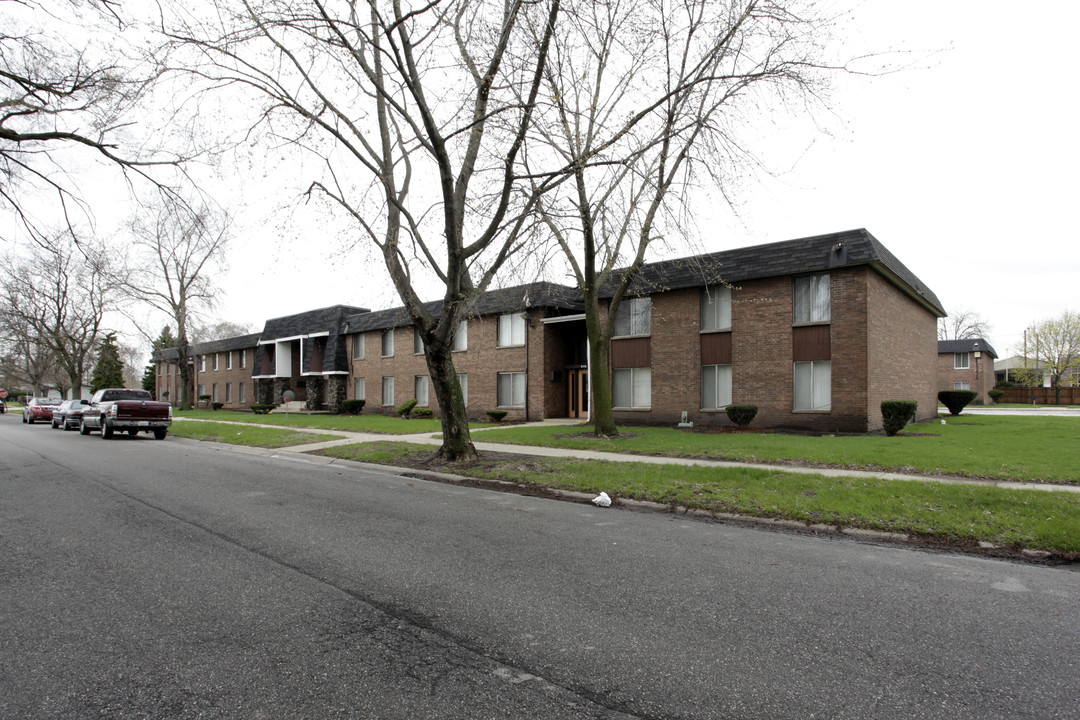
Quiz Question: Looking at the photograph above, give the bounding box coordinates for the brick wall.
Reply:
[937,351,996,404]
[192,347,256,409]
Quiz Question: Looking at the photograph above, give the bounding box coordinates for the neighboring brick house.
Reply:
[938,338,998,404]
[151,228,945,433]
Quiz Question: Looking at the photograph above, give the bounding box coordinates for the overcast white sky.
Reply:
[200,0,1078,362]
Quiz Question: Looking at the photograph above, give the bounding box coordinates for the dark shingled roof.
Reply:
[259,305,369,341]
[151,333,262,362]
[938,338,998,358]
[601,228,946,317]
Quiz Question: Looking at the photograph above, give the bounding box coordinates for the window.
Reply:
[213,353,220,371]
[354,377,366,400]
[212,383,219,402]
[226,351,233,370]
[458,373,468,406]
[953,381,971,390]
[225,383,233,403]
[614,297,652,337]
[452,319,468,352]
[199,355,206,372]
[794,360,831,411]
[954,352,970,369]
[353,333,365,360]
[415,376,429,406]
[239,382,246,404]
[497,371,526,407]
[240,350,246,369]
[197,384,205,397]
[414,327,425,354]
[497,314,526,347]
[382,329,395,357]
[613,367,651,409]
[794,273,830,324]
[701,285,732,332]
[701,364,732,409]
[382,376,395,406]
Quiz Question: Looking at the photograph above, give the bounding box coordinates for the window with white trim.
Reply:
[794,360,831,411]
[701,364,732,409]
[414,327,425,354]
[213,353,220,371]
[200,355,206,372]
[953,381,971,390]
[954,352,970,369]
[613,367,651,409]
[382,376,395,405]
[497,314,526,347]
[613,297,651,337]
[239,382,246,404]
[382,329,394,357]
[415,376,429,406]
[794,273,830,324]
[354,377,366,400]
[452,319,468,352]
[701,285,732,332]
[353,333,365,360]
[240,350,246,369]
[226,351,233,370]
[497,371,526,407]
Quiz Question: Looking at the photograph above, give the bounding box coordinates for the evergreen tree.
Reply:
[89,333,125,392]
[141,364,156,397]
[152,326,178,352]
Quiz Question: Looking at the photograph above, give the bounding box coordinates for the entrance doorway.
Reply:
[567,369,589,419]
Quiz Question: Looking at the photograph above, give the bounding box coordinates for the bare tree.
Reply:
[190,320,254,345]
[118,195,230,409]
[158,0,562,459]
[1021,311,1080,400]
[938,307,992,341]
[0,234,115,398]
[525,0,849,435]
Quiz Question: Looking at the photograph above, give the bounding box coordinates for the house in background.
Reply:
[937,338,997,404]
[153,228,945,433]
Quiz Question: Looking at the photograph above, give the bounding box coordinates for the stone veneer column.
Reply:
[272,378,291,404]
[326,376,346,414]
[256,379,273,405]
[305,376,325,410]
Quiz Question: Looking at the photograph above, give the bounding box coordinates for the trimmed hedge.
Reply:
[211,402,224,411]
[881,400,917,437]
[414,407,433,418]
[938,390,978,416]
[725,404,758,429]
[250,404,274,414]
[988,389,1004,404]
[340,399,366,415]
[486,409,508,422]
[397,398,418,418]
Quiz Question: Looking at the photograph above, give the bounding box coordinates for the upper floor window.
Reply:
[240,349,246,369]
[353,333,365,360]
[701,285,732,332]
[614,297,651,337]
[382,328,395,357]
[226,351,233,370]
[414,327,425,354]
[497,313,526,347]
[794,273,830,324]
[199,355,206,372]
[954,352,970,370]
[213,353,220,371]
[452,319,468,352]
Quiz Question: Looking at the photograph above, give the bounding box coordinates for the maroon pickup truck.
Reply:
[80,388,172,440]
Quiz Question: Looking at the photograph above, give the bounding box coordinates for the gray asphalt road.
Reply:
[2,414,1077,719]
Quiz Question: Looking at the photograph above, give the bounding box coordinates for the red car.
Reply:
[22,397,61,424]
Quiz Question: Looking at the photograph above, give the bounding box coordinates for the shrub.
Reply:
[988,389,1004,404]
[414,407,433,418]
[725,404,758,429]
[340,399,366,415]
[938,390,978,416]
[250,403,274,414]
[211,402,224,411]
[397,398,418,418]
[198,394,212,401]
[486,409,508,423]
[881,400,917,436]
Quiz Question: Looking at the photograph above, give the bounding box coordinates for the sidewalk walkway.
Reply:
[176,417,1080,495]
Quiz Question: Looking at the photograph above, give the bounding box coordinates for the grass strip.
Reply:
[314,441,1080,556]
[169,421,342,448]
[176,408,483,435]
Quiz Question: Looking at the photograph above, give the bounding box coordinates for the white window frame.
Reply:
[226,351,233,370]
[613,367,651,409]
[382,329,395,357]
[382,376,395,406]
[353,333,365,360]
[953,381,971,390]
[414,327,425,355]
[794,273,831,324]
[354,377,366,401]
[497,314,526,347]
[239,382,246,404]
[613,297,652,338]
[213,353,220,371]
[954,352,970,370]
[415,376,429,406]
[497,371,526,408]
[794,360,831,411]
[701,364,732,410]
[452,319,468,352]
[240,350,246,369]
[701,285,732,332]
[199,355,206,372]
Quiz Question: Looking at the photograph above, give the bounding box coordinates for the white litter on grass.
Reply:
[592,492,611,507]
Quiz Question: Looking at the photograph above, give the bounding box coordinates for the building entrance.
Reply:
[568,368,589,419]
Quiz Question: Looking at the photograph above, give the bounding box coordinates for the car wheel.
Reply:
[100,419,113,439]
[153,428,167,440]
[63,421,73,431]
[80,419,91,435]
[22,412,27,423]
[27,415,34,424]
[52,417,60,429]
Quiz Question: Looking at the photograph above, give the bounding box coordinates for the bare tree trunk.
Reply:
[424,344,476,460]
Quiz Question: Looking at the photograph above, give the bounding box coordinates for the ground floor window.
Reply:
[794,360,831,411]
[197,384,205,398]
[613,367,651,409]
[225,383,233,403]
[953,381,971,390]
[239,382,246,404]
[458,373,468,407]
[415,376,429,406]
[355,377,366,400]
[212,383,219,402]
[701,364,732,409]
[382,376,395,406]
[497,371,526,408]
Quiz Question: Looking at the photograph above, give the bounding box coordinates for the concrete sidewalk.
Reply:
[176,416,1080,495]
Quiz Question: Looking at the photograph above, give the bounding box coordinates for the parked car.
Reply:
[80,388,172,439]
[22,397,60,424]
[52,399,90,430]
[0,398,5,413]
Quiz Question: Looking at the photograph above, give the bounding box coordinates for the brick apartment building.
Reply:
[154,228,946,433]
[937,338,998,404]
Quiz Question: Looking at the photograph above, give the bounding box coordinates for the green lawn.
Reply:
[169,420,342,448]
[315,441,1080,556]
[473,415,1079,484]
[175,408,452,434]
